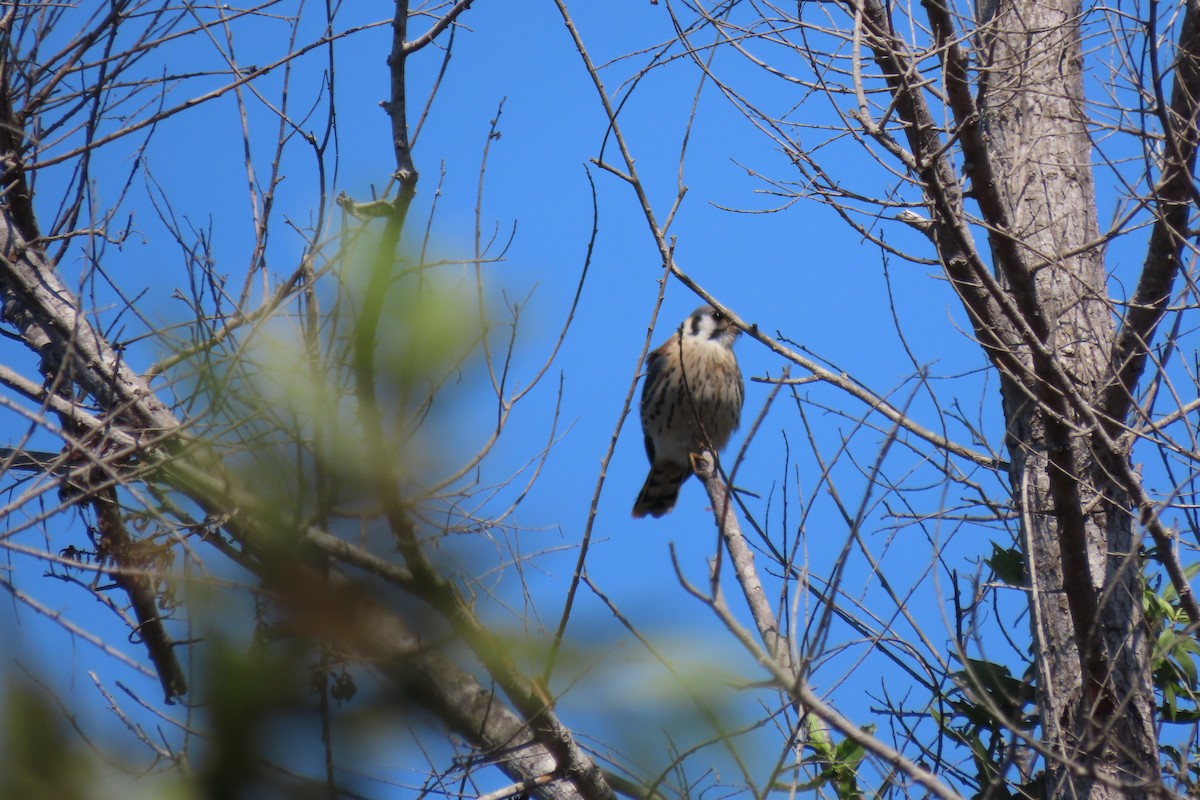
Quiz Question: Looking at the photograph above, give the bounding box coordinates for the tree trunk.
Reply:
[979,0,1160,795]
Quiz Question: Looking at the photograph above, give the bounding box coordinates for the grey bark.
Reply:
[979,0,1159,795]
[851,0,1182,791]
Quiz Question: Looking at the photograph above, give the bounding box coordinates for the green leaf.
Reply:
[1174,651,1198,687]
[952,658,1032,723]
[986,544,1026,586]
[1163,682,1179,722]
[790,771,834,793]
[1162,562,1200,604]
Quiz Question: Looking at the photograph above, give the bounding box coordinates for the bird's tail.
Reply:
[632,462,692,518]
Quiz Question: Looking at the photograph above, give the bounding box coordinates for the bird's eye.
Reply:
[711,310,724,321]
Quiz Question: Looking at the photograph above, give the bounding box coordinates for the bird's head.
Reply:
[685,305,739,348]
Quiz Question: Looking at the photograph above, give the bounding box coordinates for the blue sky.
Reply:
[9,0,1187,795]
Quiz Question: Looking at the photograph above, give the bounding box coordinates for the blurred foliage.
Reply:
[0,679,95,800]
[196,638,329,800]
[0,642,352,800]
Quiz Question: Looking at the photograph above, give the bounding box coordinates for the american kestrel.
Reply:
[633,305,744,518]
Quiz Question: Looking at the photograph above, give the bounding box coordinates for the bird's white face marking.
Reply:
[685,306,738,349]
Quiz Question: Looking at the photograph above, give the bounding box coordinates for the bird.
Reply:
[633,305,744,518]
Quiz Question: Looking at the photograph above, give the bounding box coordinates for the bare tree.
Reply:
[3,1,1200,799]
[549,0,1200,797]
[0,2,609,799]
